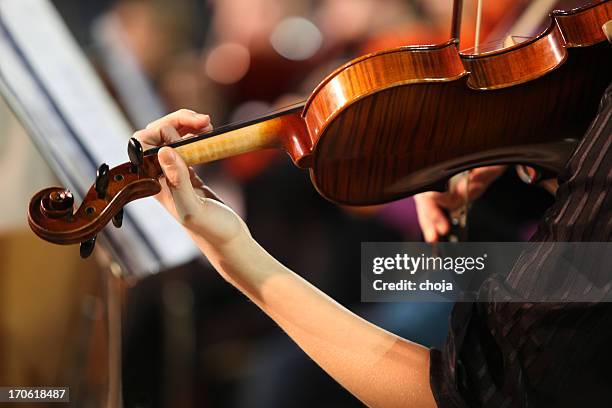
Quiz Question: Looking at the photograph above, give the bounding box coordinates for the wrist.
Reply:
[200,230,281,301]
[181,197,250,247]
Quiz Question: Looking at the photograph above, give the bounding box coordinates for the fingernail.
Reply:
[158,147,176,165]
[197,114,210,121]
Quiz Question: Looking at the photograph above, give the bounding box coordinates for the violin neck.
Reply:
[146,103,307,167]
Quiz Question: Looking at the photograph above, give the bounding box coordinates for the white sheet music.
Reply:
[0,0,200,276]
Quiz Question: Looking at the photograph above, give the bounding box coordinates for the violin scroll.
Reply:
[27,138,163,257]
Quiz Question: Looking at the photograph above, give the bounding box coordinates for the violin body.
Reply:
[28,0,612,249]
[301,1,612,204]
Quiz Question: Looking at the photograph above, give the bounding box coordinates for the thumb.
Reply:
[158,147,201,223]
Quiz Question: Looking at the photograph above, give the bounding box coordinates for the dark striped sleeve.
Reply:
[430,82,612,408]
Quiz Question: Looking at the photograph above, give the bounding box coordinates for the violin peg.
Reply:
[80,236,97,259]
[95,163,110,198]
[128,138,144,172]
[112,208,124,228]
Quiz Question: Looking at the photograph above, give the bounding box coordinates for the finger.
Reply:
[428,190,464,212]
[146,109,210,135]
[163,160,242,245]
[468,166,506,191]
[179,122,214,137]
[188,167,225,204]
[459,166,506,200]
[469,166,505,183]
[414,194,451,243]
[188,167,203,189]
[415,197,440,242]
[447,173,476,205]
[200,185,224,203]
[158,147,201,224]
[134,124,183,150]
[446,166,506,205]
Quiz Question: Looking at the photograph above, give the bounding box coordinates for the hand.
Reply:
[414,166,506,242]
[134,109,249,246]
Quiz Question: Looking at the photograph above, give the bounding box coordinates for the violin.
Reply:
[29,0,612,256]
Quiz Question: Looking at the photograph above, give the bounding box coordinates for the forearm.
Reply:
[190,228,436,408]
[135,117,436,405]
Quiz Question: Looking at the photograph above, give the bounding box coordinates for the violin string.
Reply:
[209,98,307,131]
[201,99,307,134]
[243,100,307,121]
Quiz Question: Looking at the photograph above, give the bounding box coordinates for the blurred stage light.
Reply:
[270,17,323,61]
[205,42,251,84]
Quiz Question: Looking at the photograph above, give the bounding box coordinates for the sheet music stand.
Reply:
[0,1,202,405]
